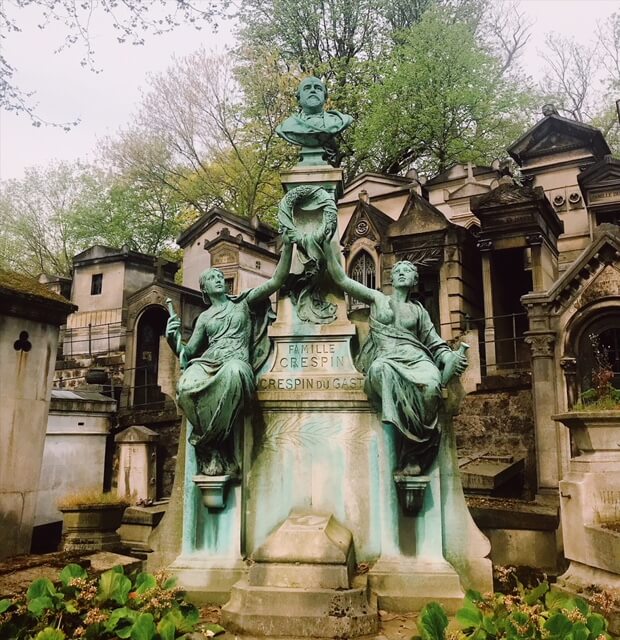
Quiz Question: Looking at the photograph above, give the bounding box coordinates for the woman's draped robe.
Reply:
[176,293,272,474]
[356,301,451,473]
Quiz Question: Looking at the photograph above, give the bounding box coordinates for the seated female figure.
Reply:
[166,238,293,475]
[324,242,466,475]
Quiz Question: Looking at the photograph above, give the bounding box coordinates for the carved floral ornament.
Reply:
[524,333,555,357]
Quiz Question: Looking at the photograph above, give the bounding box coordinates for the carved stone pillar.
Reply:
[524,331,569,494]
[526,233,558,292]
[477,239,496,374]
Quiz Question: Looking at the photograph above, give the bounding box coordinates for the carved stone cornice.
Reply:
[524,332,555,358]
[526,233,544,247]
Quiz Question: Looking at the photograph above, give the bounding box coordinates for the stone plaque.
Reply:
[257,336,365,400]
[589,189,620,206]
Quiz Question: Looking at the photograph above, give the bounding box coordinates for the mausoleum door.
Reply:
[490,248,532,370]
[134,306,168,408]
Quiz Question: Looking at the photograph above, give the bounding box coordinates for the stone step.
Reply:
[222,578,378,637]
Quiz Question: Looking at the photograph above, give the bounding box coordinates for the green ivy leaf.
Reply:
[544,612,573,637]
[524,581,549,605]
[573,597,590,616]
[27,596,54,617]
[59,563,87,587]
[570,622,590,640]
[464,589,484,603]
[177,606,199,632]
[162,577,177,590]
[202,622,226,635]
[159,607,199,634]
[105,606,137,631]
[27,578,56,601]
[545,590,569,610]
[63,601,78,614]
[481,614,498,635]
[157,616,176,640]
[456,596,483,630]
[418,601,448,640]
[130,612,157,640]
[117,625,134,639]
[97,570,132,605]
[586,613,607,636]
[0,598,13,614]
[134,572,157,594]
[34,628,66,640]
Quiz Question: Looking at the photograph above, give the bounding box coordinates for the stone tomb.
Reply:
[167,166,492,629]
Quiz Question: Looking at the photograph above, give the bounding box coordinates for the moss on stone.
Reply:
[0,269,74,308]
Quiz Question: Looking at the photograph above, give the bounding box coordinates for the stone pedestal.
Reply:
[168,426,246,604]
[222,511,378,637]
[280,165,344,198]
[553,411,620,634]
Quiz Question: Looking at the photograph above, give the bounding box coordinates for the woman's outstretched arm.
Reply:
[324,238,379,306]
[247,234,294,304]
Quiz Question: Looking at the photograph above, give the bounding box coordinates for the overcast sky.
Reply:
[0,0,618,183]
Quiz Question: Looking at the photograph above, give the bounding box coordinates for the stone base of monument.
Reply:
[553,561,620,635]
[221,510,379,637]
[368,558,464,614]
[168,557,247,605]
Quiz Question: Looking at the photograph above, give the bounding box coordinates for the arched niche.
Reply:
[563,298,620,406]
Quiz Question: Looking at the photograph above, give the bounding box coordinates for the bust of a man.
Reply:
[276,76,353,165]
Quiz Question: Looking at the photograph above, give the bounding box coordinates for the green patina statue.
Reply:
[166,236,293,476]
[276,76,353,166]
[324,241,468,475]
[278,184,338,323]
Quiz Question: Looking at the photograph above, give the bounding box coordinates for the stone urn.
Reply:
[553,410,620,467]
[59,502,127,552]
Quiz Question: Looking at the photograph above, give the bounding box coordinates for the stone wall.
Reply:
[36,391,117,525]
[454,381,536,497]
[0,271,74,559]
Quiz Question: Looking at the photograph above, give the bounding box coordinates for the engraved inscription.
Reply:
[258,376,363,391]
[590,189,620,205]
[279,342,345,369]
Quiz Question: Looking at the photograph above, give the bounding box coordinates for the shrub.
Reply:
[0,564,224,639]
[56,490,129,509]
[413,574,614,640]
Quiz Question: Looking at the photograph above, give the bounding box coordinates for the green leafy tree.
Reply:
[0,162,96,276]
[353,9,536,175]
[103,48,297,223]
[0,161,187,277]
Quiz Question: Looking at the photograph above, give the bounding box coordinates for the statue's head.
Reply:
[391,260,419,289]
[199,267,227,302]
[296,76,327,114]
